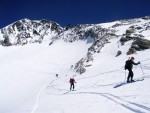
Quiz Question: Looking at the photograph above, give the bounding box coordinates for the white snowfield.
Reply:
[0,18,150,113]
[0,39,150,113]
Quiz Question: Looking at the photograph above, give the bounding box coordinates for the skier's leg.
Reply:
[130,69,134,81]
[73,83,75,90]
[70,84,72,91]
[128,69,133,82]
[127,69,130,82]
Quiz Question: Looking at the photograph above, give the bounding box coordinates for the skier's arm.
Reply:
[74,79,76,83]
[132,61,140,65]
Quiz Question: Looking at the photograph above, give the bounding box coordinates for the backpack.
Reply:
[70,78,74,83]
[124,60,131,70]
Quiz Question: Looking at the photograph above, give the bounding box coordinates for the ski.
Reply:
[114,78,144,88]
[63,90,76,94]
[71,89,76,91]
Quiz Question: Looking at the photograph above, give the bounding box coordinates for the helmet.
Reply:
[131,56,135,60]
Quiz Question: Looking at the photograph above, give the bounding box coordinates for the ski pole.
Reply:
[124,70,126,83]
[140,63,144,79]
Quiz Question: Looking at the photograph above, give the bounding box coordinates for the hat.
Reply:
[131,56,135,60]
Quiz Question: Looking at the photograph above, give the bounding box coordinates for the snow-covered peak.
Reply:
[0,16,150,46]
[0,18,63,46]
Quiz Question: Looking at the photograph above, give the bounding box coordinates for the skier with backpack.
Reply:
[69,76,76,91]
[125,57,140,83]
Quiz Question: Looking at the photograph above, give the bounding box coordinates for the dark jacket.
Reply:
[126,60,140,69]
[70,78,76,84]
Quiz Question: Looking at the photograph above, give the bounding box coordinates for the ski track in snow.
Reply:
[31,72,150,113]
[31,79,56,113]
[63,91,150,113]
[34,66,150,113]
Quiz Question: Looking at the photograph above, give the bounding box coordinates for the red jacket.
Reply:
[70,78,76,84]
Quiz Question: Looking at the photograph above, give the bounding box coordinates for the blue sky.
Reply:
[0,0,150,28]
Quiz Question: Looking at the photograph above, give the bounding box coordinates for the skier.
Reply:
[69,76,76,91]
[125,57,140,83]
[56,74,58,77]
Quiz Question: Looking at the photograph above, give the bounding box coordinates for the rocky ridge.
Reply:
[0,16,150,74]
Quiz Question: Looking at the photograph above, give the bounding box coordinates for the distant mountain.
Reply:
[0,16,150,46]
[0,18,62,46]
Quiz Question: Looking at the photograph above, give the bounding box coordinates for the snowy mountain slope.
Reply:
[1,16,149,47]
[34,38,150,113]
[0,19,62,46]
[0,40,92,113]
[68,17,150,74]
[0,16,150,113]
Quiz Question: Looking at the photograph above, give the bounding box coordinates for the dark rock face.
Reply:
[0,18,63,46]
[116,51,122,57]
[127,38,150,55]
[127,47,137,55]
[133,38,150,49]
